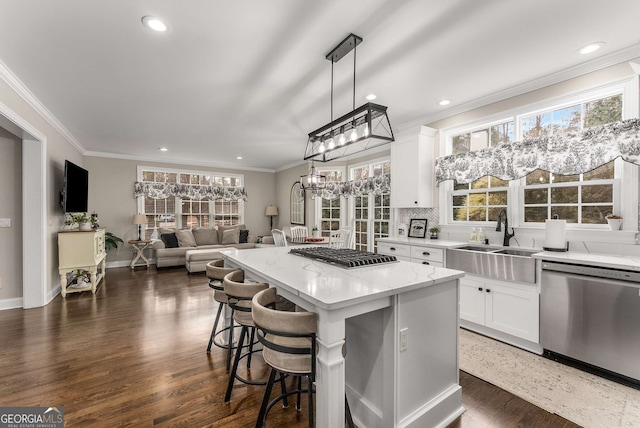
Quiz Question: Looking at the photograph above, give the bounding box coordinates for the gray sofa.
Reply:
[153,224,261,268]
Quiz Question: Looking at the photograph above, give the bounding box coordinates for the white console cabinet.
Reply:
[58,229,106,296]
[459,274,539,344]
[390,126,436,208]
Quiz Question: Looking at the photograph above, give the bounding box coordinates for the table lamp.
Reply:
[132,214,146,241]
[265,205,278,230]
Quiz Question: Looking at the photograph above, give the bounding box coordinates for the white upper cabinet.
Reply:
[390,126,436,208]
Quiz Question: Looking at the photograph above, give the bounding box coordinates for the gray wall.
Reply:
[0,128,22,298]
[85,157,276,264]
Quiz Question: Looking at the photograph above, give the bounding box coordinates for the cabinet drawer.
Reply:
[377,242,411,258]
[412,259,443,267]
[410,246,444,263]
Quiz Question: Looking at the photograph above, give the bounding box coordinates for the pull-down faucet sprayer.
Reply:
[496,208,515,246]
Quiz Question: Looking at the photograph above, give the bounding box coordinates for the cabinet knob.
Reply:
[390,247,396,251]
[478,287,483,291]
[422,251,430,256]
[414,201,418,204]
[486,289,491,293]
[422,261,430,265]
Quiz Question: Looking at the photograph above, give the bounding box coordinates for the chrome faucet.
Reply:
[496,208,515,246]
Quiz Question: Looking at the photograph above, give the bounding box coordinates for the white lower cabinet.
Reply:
[460,275,539,343]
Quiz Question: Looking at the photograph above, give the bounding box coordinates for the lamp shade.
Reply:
[132,214,146,225]
[265,205,279,217]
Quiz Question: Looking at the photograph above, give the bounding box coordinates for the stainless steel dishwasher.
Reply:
[541,260,640,382]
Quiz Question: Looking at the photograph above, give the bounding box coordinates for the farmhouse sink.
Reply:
[446,246,538,284]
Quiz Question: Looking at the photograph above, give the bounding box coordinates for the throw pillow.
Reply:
[192,227,218,246]
[216,223,246,243]
[160,233,179,248]
[222,228,240,245]
[175,229,197,247]
[239,229,249,244]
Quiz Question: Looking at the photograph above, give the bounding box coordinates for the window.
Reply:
[351,159,390,252]
[521,94,621,224]
[450,120,513,222]
[138,167,244,238]
[443,80,632,228]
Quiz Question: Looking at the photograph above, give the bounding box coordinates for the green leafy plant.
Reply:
[312,225,319,231]
[429,226,440,233]
[64,212,89,226]
[72,269,91,283]
[105,232,123,251]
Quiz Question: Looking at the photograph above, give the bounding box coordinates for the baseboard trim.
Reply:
[0,297,24,310]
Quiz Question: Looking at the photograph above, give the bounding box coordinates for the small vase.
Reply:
[312,230,321,238]
[606,218,622,231]
[80,222,92,231]
[430,232,438,239]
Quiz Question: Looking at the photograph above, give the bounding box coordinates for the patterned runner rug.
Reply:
[459,328,640,428]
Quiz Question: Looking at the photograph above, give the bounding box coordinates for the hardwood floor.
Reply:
[0,267,579,427]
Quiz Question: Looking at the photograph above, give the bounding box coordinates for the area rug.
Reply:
[459,328,640,428]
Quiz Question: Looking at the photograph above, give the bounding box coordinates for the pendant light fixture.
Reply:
[304,33,394,163]
[300,161,326,199]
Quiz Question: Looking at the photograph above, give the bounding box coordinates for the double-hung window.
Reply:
[138,166,244,239]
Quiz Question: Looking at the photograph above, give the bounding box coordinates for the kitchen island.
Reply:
[221,246,465,428]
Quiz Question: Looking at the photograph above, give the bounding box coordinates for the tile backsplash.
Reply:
[397,208,439,231]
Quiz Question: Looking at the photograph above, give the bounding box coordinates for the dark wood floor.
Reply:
[0,267,579,427]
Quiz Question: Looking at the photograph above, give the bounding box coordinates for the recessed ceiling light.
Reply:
[439,99,451,106]
[365,93,377,101]
[578,42,605,55]
[236,156,243,160]
[158,147,168,152]
[142,16,168,32]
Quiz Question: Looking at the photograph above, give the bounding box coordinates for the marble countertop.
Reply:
[221,246,465,310]
[533,251,640,271]
[377,237,467,249]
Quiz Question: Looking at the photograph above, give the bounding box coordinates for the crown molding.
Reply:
[0,59,85,153]
[84,151,276,173]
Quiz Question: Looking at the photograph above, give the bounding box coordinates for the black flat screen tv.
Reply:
[61,160,89,213]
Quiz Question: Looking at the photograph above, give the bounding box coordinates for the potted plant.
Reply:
[105,232,123,251]
[312,225,321,238]
[65,212,91,230]
[605,214,623,231]
[428,226,440,239]
[71,269,91,286]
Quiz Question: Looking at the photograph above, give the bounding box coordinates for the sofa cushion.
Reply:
[175,229,197,247]
[222,228,240,244]
[160,233,179,248]
[192,227,218,246]
[217,223,245,243]
[239,229,249,244]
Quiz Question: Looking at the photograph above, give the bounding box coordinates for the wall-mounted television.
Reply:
[61,160,89,213]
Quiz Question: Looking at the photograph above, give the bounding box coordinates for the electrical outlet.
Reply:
[0,218,10,228]
[400,328,408,352]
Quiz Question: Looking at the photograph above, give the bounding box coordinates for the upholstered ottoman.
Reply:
[185,249,226,273]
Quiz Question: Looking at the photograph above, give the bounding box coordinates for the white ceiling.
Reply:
[1,0,640,171]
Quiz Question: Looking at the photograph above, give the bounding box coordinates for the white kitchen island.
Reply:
[221,246,465,428]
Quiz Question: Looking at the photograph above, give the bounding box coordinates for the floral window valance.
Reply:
[134,182,247,201]
[316,175,391,200]
[435,118,640,184]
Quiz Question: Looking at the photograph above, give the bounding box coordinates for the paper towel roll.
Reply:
[545,219,567,251]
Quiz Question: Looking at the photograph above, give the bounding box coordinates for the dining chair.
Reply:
[329,227,354,249]
[289,226,308,244]
[271,229,288,247]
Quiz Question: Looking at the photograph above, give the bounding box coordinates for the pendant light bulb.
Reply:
[338,132,346,145]
[350,128,358,142]
[318,143,326,153]
[327,138,335,150]
[363,122,370,137]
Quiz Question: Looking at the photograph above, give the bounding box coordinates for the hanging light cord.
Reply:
[352,40,357,110]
